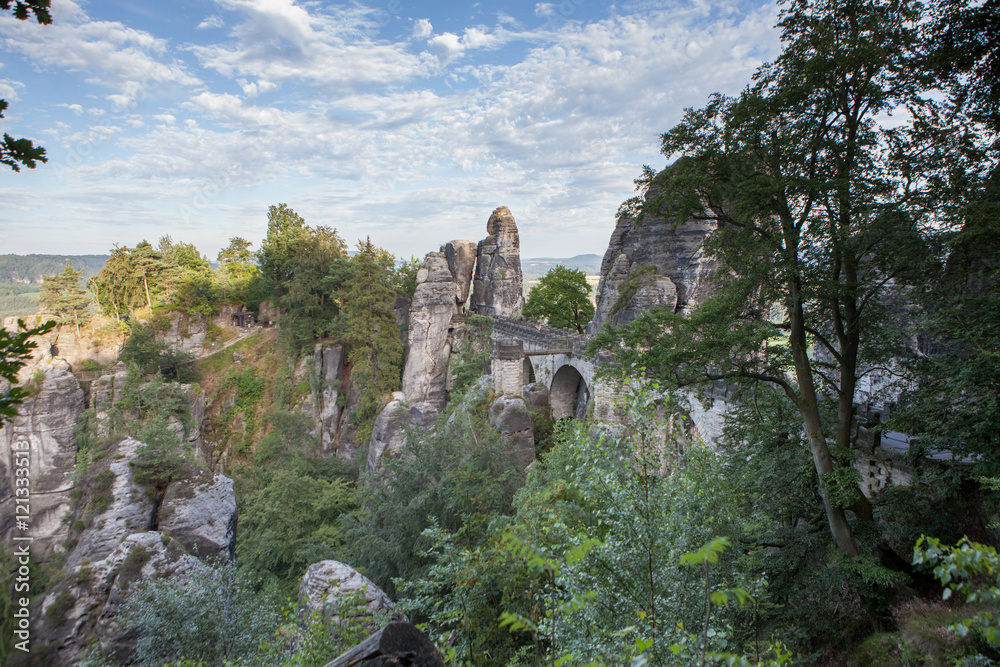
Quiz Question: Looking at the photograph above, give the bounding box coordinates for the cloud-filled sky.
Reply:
[0,0,781,261]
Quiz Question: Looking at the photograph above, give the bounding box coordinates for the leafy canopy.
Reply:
[523,265,595,334]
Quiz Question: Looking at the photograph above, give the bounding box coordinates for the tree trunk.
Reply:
[789,280,859,557]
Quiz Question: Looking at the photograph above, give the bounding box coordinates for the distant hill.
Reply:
[0,255,109,320]
[521,254,603,281]
[0,254,109,284]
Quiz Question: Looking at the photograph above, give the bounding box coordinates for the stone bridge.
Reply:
[488,316,618,421]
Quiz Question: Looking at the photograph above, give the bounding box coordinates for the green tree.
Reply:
[257,203,308,286]
[92,245,145,319]
[340,238,404,445]
[39,262,91,334]
[116,561,280,666]
[590,0,985,557]
[276,225,349,352]
[217,237,259,302]
[0,318,54,425]
[523,265,595,333]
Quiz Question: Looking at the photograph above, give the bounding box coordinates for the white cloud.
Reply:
[57,103,85,114]
[412,18,432,40]
[2,0,784,259]
[196,15,225,31]
[0,78,23,101]
[426,25,507,65]
[0,0,201,106]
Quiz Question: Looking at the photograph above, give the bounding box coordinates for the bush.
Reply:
[117,562,280,666]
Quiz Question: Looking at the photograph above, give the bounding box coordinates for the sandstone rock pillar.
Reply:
[470,206,525,317]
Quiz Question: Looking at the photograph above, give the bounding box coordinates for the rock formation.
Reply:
[158,471,237,561]
[470,206,525,317]
[366,393,438,473]
[588,184,720,333]
[298,560,404,633]
[488,395,536,468]
[0,368,85,560]
[314,343,345,452]
[36,531,205,666]
[401,240,476,409]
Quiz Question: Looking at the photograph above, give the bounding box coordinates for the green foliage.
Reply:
[216,237,260,303]
[524,265,595,333]
[450,314,493,399]
[347,405,525,598]
[391,256,422,300]
[235,409,358,594]
[117,561,280,666]
[585,0,993,556]
[130,415,186,490]
[0,282,41,319]
[120,323,197,381]
[39,262,91,329]
[0,318,55,426]
[340,238,404,445]
[914,536,1000,650]
[397,389,765,665]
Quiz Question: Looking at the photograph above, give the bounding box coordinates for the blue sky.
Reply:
[0,0,781,261]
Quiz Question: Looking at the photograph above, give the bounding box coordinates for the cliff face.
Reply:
[588,188,721,333]
[0,368,85,561]
[471,206,525,317]
[402,241,476,409]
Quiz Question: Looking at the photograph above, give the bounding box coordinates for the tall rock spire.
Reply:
[470,206,524,317]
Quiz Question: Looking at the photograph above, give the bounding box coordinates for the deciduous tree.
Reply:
[591,0,986,557]
[524,265,595,333]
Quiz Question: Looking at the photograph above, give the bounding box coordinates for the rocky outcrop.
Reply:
[298,560,404,633]
[314,344,345,452]
[0,368,85,560]
[89,362,129,412]
[366,393,438,473]
[159,472,237,561]
[36,531,204,667]
[588,184,720,333]
[488,395,536,468]
[471,206,525,317]
[401,241,476,409]
[68,438,156,568]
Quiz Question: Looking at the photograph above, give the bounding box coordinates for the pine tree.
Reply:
[341,238,404,446]
[39,262,91,335]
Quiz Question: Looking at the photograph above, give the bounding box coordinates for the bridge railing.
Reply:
[489,315,600,359]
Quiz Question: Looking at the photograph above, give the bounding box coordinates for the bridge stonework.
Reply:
[488,316,619,422]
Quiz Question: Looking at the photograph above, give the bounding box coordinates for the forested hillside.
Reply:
[1,0,999,665]
[0,255,108,320]
[0,255,108,283]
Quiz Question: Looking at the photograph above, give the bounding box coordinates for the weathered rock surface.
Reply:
[367,395,438,473]
[488,395,535,468]
[588,182,720,333]
[471,206,525,317]
[36,531,204,667]
[314,343,345,452]
[0,368,85,560]
[445,239,477,305]
[298,560,404,632]
[401,241,475,409]
[89,362,130,412]
[68,437,155,568]
[159,472,237,561]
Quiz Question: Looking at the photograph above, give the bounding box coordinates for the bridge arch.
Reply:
[550,364,590,420]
